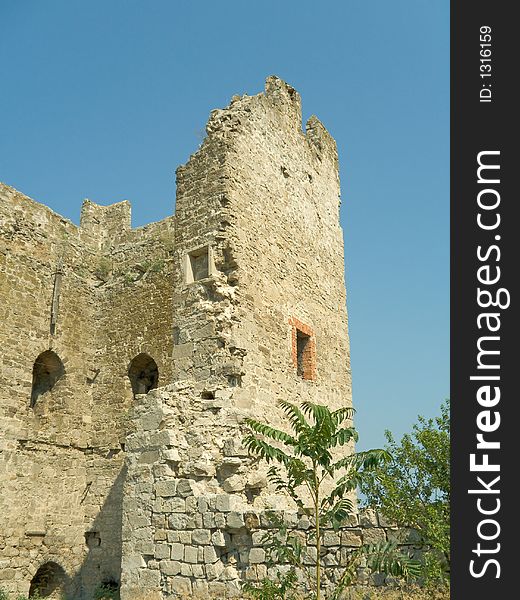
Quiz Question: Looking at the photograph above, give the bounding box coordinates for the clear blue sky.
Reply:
[0,0,449,451]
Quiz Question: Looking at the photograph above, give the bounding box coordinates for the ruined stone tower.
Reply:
[0,77,353,599]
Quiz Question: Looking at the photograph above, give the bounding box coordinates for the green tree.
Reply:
[243,400,419,600]
[360,400,450,584]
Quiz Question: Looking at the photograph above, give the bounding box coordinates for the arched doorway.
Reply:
[128,353,158,396]
[29,562,67,598]
[30,351,65,407]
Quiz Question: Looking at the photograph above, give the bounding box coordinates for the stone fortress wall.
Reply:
[0,186,174,597]
[0,77,411,599]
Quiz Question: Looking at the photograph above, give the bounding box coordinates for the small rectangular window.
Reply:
[185,246,212,283]
[190,250,208,281]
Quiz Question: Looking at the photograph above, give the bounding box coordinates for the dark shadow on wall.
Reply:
[68,465,127,600]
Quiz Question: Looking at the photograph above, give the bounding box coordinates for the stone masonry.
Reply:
[0,77,410,599]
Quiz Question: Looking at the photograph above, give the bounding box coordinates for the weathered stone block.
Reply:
[215,493,234,512]
[197,497,209,513]
[177,479,195,498]
[222,474,246,493]
[214,513,227,528]
[223,438,249,457]
[192,528,211,545]
[244,512,260,530]
[227,511,245,529]
[251,531,266,546]
[192,564,205,578]
[184,545,199,563]
[154,543,170,559]
[245,564,268,581]
[168,514,190,530]
[137,569,161,587]
[362,527,387,545]
[151,429,177,447]
[160,560,181,576]
[341,529,363,547]
[303,546,317,565]
[205,560,225,580]
[170,543,184,561]
[248,547,266,564]
[323,531,340,546]
[203,545,219,564]
[185,496,198,514]
[154,480,177,497]
[170,576,192,596]
[359,508,379,528]
[203,512,216,528]
[163,497,186,512]
[178,531,192,544]
[192,579,209,597]
[211,530,227,547]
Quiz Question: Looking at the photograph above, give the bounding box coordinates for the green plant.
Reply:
[148,258,165,273]
[122,271,138,284]
[243,401,419,600]
[360,400,450,586]
[242,569,299,600]
[94,258,112,282]
[93,581,120,600]
[117,258,166,285]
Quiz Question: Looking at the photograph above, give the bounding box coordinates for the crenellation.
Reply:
[79,199,132,250]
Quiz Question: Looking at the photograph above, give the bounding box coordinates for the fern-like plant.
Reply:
[243,400,419,599]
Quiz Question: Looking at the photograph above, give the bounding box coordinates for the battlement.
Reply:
[79,198,132,248]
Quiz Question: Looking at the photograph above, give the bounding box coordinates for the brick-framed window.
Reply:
[289,317,317,381]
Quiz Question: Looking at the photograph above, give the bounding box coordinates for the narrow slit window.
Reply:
[296,330,310,378]
[290,318,317,381]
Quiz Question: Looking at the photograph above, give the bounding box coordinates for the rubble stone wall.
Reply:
[121,388,420,600]
[223,78,351,421]
[1,76,367,599]
[0,186,175,597]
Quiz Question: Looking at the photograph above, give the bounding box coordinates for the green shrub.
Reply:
[243,401,420,600]
[360,400,450,586]
[93,581,120,600]
[94,258,112,282]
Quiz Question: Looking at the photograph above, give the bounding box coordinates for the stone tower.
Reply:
[0,77,353,599]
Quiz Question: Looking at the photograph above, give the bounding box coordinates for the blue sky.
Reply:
[0,0,449,451]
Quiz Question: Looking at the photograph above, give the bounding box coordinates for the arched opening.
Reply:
[29,561,67,598]
[31,351,65,407]
[128,353,158,396]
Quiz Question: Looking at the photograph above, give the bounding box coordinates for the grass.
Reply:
[1,584,449,600]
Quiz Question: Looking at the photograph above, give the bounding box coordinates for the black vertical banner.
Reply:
[452,2,517,598]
